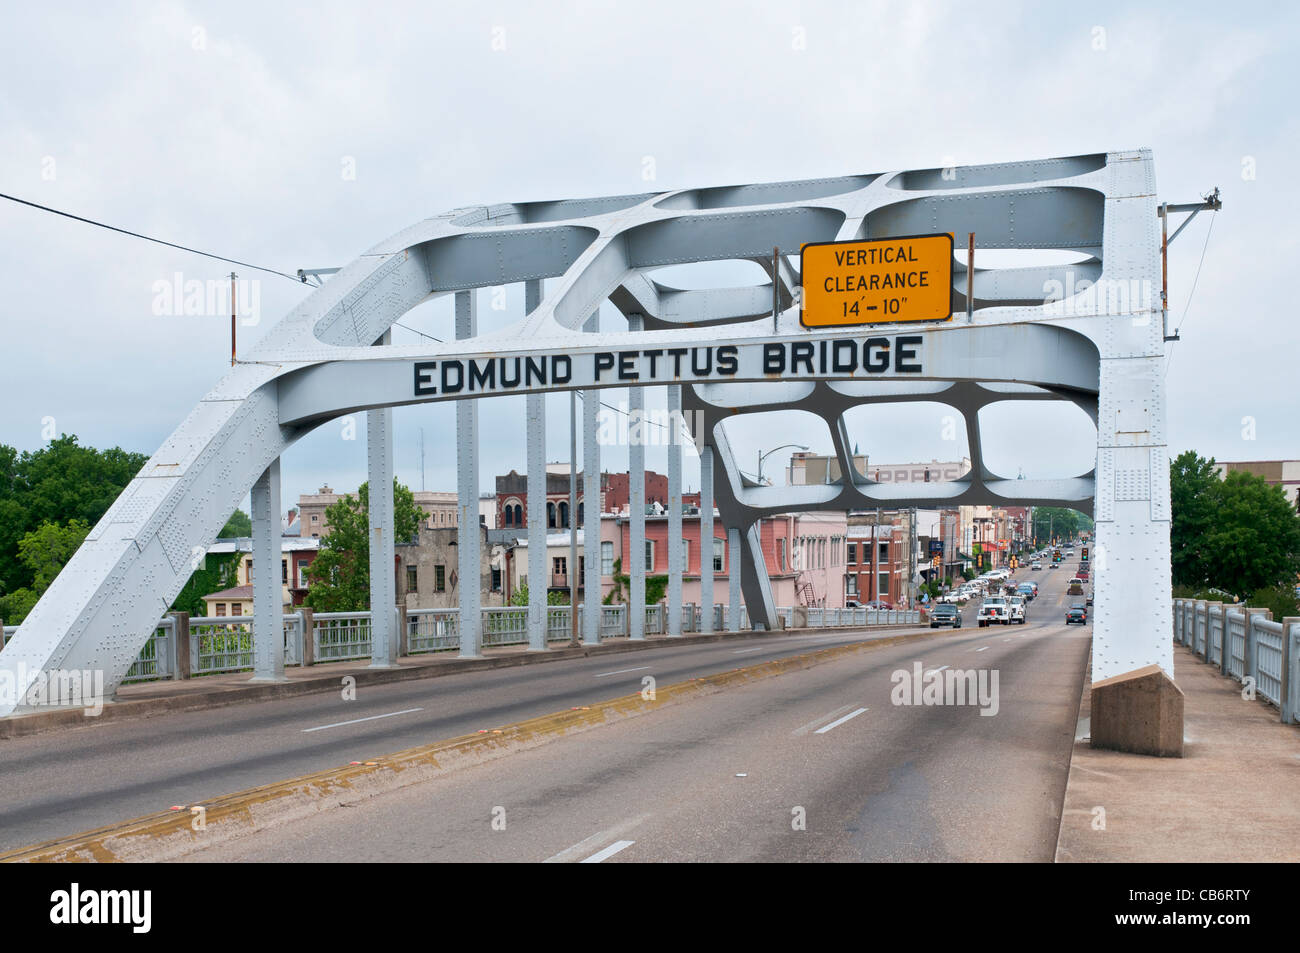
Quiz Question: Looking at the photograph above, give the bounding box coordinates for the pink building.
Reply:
[601,509,847,608]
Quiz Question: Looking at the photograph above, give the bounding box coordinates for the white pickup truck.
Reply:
[978,596,1009,627]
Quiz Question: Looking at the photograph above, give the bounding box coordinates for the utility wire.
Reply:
[1164,211,1217,379]
[2,189,446,344]
[0,190,302,282]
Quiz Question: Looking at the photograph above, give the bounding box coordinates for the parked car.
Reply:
[930,603,962,629]
[862,600,893,611]
[1066,603,1088,624]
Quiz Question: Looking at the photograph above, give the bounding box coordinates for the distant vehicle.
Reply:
[1007,596,1027,624]
[1069,577,1084,586]
[1048,562,1059,569]
[1030,561,1042,571]
[1066,604,1088,625]
[1086,592,1094,606]
[862,600,893,611]
[978,597,1009,627]
[845,600,861,608]
[930,603,962,629]
[1016,582,1036,600]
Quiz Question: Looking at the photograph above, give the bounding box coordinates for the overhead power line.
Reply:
[0,189,443,343]
[0,190,302,282]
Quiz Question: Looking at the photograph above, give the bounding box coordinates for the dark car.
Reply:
[930,603,962,629]
[1065,604,1088,624]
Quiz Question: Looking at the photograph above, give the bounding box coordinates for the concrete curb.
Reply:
[0,624,926,740]
[0,628,943,862]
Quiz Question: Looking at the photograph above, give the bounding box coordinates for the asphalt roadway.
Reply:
[2,565,1090,860]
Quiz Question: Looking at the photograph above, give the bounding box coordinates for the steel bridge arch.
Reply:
[0,149,1171,715]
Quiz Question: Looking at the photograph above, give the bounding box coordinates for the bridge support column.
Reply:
[525,279,548,652]
[367,385,398,669]
[667,384,683,637]
[699,444,714,634]
[250,457,286,682]
[1090,353,1180,754]
[455,290,482,659]
[628,314,646,641]
[727,527,741,632]
[582,312,601,646]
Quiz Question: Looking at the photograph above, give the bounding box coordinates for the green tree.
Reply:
[169,551,242,618]
[1031,507,1091,546]
[1169,450,1300,599]
[0,519,91,624]
[218,509,252,538]
[304,480,423,612]
[1205,470,1300,596]
[0,435,146,599]
[1169,450,1220,588]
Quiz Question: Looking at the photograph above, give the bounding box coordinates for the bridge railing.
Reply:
[1173,598,1300,724]
[0,600,923,686]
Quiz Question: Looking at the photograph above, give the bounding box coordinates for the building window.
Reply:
[547,501,556,529]
[232,604,242,617]
[435,565,446,592]
[553,556,567,577]
[878,572,889,596]
[298,562,309,588]
[406,566,418,594]
[491,568,502,591]
[215,603,226,617]
[847,542,857,565]
[282,559,288,585]
[778,538,786,572]
[577,501,584,525]
[601,541,614,576]
[644,539,655,572]
[682,540,689,572]
[847,575,858,596]
[558,501,569,528]
[579,555,585,578]
[504,506,513,527]
[713,537,724,573]
[879,541,889,564]
[513,504,522,526]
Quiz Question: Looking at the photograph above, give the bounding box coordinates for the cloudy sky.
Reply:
[1,0,1294,513]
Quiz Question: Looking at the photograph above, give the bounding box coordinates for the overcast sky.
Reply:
[2,1,1295,514]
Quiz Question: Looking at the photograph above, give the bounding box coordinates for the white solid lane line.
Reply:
[732,647,767,655]
[975,646,989,652]
[543,814,652,863]
[301,708,424,733]
[594,666,651,678]
[793,703,857,736]
[580,840,636,863]
[814,707,868,734]
[926,665,949,676]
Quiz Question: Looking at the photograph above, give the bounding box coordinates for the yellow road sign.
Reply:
[801,233,954,327]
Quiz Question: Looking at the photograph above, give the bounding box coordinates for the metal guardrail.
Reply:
[1173,598,1299,725]
[0,599,924,685]
[407,608,458,654]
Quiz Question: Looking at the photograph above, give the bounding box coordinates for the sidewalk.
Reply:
[1056,641,1300,862]
[0,623,925,739]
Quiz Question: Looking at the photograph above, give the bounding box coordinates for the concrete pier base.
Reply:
[1090,664,1184,757]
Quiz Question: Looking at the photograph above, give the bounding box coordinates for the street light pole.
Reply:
[757,443,809,486]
